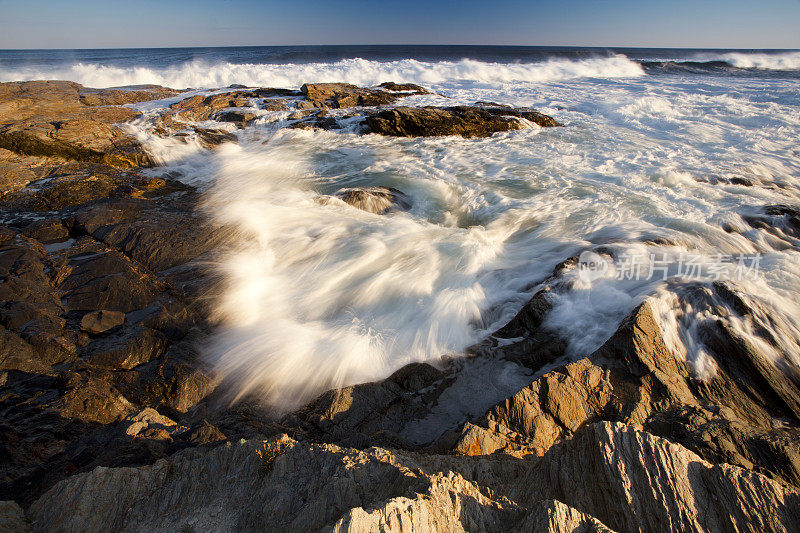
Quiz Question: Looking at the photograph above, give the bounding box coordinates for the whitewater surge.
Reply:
[0,56,644,89]
[120,54,800,410]
[716,50,800,70]
[199,139,533,409]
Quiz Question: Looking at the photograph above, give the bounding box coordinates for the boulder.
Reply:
[365,105,561,138]
[80,310,126,334]
[214,110,258,128]
[300,82,428,109]
[377,81,430,93]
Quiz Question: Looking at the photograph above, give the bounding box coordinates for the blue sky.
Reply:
[1,0,798,49]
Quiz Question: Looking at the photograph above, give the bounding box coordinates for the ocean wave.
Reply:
[0,56,644,89]
[719,51,800,70]
[672,50,800,71]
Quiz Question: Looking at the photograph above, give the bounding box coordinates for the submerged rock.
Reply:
[332,186,412,215]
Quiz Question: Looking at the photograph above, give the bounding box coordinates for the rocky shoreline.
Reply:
[1,80,799,532]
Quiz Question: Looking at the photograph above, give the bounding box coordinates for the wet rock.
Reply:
[300,82,428,109]
[259,99,289,112]
[215,110,258,128]
[332,186,412,214]
[164,90,287,128]
[365,105,561,137]
[194,127,237,149]
[743,204,800,241]
[60,250,160,313]
[80,310,126,334]
[21,219,70,243]
[0,81,153,168]
[289,115,341,131]
[377,81,430,93]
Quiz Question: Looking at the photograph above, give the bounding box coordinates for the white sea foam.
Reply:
[686,50,800,70]
[0,56,644,89]
[127,63,800,410]
[720,51,800,70]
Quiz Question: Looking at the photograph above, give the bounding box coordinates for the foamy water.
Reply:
[108,55,800,409]
[0,56,646,89]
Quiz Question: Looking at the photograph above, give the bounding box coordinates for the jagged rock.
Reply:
[80,310,126,334]
[510,422,800,532]
[646,406,800,488]
[123,408,184,439]
[516,500,614,532]
[331,186,412,215]
[365,105,561,137]
[21,219,70,243]
[182,420,227,447]
[24,423,800,532]
[85,325,168,369]
[70,196,223,272]
[290,115,342,131]
[447,358,613,457]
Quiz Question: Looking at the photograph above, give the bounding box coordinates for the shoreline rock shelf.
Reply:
[1,79,799,532]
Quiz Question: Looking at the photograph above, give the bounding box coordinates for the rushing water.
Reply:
[5,46,798,409]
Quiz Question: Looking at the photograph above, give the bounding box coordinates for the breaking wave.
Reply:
[717,51,800,70]
[0,56,644,89]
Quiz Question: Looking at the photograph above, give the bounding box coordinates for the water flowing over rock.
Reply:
[2,80,800,532]
[332,186,412,215]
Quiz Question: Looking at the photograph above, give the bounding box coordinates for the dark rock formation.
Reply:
[365,104,562,137]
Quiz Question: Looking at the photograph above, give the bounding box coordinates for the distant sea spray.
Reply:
[0,56,646,89]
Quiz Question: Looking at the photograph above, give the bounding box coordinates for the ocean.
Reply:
[3,45,799,408]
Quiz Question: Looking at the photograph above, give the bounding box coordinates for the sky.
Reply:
[0,0,798,49]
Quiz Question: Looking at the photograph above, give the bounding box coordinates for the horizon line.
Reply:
[1,44,799,52]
